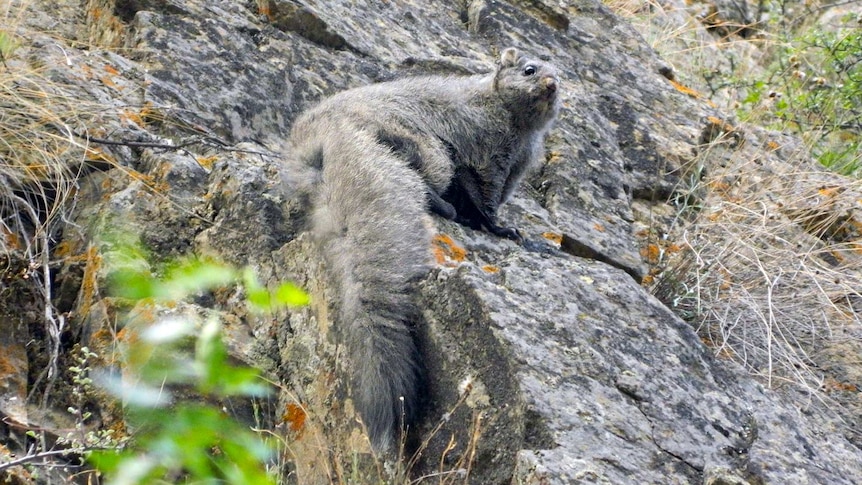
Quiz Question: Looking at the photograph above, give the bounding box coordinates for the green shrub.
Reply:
[738,17,862,176]
[89,244,307,484]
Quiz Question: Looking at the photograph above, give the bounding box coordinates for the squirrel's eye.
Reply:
[523,65,537,76]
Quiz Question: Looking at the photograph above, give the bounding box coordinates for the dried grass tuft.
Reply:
[653,136,862,429]
[0,6,121,407]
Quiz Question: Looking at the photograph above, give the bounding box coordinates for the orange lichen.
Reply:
[90,325,115,348]
[257,0,273,19]
[593,223,606,232]
[85,146,116,164]
[541,232,563,244]
[640,243,660,264]
[706,116,736,134]
[668,79,716,107]
[104,64,120,76]
[78,245,102,320]
[283,403,306,436]
[432,234,467,265]
[197,155,218,170]
[817,186,840,198]
[2,227,21,250]
[766,140,780,150]
[121,109,145,127]
[80,64,94,79]
[0,345,20,380]
[670,79,700,98]
[53,240,77,257]
[116,325,140,347]
[641,274,654,285]
[545,150,564,164]
[99,76,118,89]
[822,378,858,393]
[481,265,499,273]
[126,169,170,194]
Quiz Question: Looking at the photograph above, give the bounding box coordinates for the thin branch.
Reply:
[0,449,78,472]
[70,129,278,157]
[77,132,210,150]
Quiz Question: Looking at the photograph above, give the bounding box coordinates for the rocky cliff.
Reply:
[1,0,861,483]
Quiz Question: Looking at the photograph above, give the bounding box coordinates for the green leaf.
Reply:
[246,287,272,309]
[741,88,761,105]
[214,366,271,397]
[0,30,18,59]
[86,449,127,474]
[108,455,161,485]
[140,318,195,344]
[155,259,236,300]
[243,268,309,311]
[89,240,294,484]
[196,319,227,376]
[107,268,156,300]
[94,371,172,407]
[274,282,310,306]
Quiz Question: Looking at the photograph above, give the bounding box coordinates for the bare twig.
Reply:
[70,129,278,157]
[0,449,78,472]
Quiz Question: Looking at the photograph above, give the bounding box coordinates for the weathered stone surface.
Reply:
[2,0,861,483]
[128,6,295,144]
[418,240,862,483]
[0,257,35,432]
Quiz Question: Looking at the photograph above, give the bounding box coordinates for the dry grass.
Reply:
[651,131,862,433]
[603,0,777,97]
[0,3,121,407]
[267,373,484,484]
[604,0,862,440]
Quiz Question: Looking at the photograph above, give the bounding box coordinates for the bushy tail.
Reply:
[292,121,429,451]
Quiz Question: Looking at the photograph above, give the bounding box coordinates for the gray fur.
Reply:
[286,48,560,451]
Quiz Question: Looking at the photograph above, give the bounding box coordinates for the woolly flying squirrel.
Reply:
[287,47,560,451]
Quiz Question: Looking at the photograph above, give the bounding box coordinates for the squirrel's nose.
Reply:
[542,76,558,92]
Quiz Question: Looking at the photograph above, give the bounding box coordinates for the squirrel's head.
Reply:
[493,48,561,128]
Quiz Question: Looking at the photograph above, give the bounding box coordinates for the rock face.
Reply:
[2,0,861,484]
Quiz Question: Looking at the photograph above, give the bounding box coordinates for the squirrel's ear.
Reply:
[499,48,520,68]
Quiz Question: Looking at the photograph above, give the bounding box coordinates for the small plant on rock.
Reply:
[87,242,308,484]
